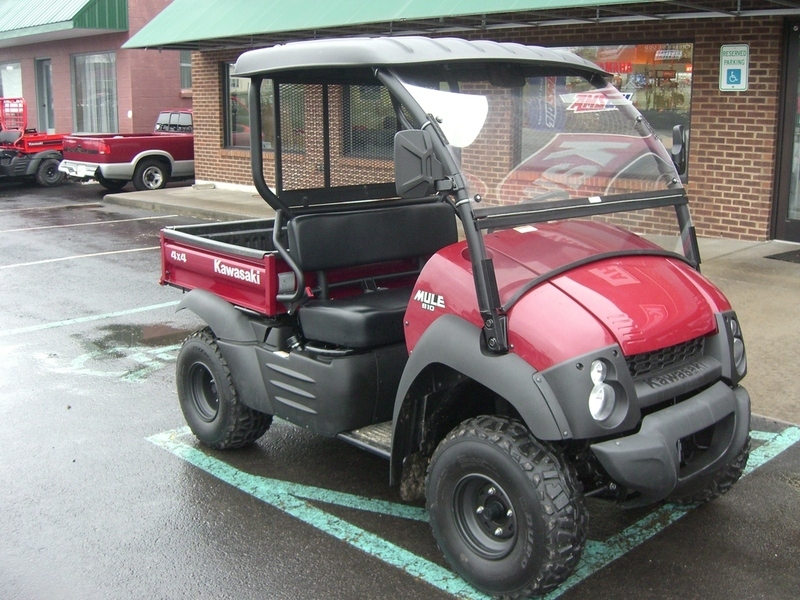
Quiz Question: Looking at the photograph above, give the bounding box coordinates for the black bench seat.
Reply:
[298,286,413,348]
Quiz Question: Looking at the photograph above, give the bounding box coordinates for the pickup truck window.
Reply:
[155,111,193,132]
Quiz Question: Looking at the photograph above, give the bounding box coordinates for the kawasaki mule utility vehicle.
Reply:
[160,37,751,598]
[0,97,65,186]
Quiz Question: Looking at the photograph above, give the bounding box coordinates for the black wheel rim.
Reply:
[187,362,219,422]
[453,474,517,559]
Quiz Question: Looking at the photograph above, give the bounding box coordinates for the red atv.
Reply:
[0,98,65,186]
[160,38,750,598]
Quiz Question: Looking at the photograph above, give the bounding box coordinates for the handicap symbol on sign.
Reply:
[727,69,742,85]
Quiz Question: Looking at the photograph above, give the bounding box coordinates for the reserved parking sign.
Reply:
[719,44,749,91]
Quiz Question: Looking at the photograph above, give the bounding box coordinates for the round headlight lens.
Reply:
[590,360,607,385]
[589,383,616,421]
[729,318,740,338]
[729,317,747,377]
[733,337,747,376]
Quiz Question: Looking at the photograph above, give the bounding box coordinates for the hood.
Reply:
[487,221,728,365]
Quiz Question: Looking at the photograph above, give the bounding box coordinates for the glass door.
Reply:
[35,58,54,133]
[775,22,800,241]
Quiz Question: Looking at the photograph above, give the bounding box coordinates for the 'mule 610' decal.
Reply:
[414,289,446,312]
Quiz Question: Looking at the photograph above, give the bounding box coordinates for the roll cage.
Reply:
[238,37,699,354]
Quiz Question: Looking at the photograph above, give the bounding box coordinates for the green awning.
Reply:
[0,0,127,48]
[123,0,800,51]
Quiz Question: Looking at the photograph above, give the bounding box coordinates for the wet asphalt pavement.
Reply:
[1,180,798,600]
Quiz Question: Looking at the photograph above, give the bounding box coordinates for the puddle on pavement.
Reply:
[76,323,192,354]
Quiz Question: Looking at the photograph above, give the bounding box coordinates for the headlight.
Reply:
[590,359,607,385]
[588,359,616,421]
[589,383,616,421]
[729,318,747,377]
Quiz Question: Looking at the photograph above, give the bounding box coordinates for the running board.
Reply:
[337,421,392,460]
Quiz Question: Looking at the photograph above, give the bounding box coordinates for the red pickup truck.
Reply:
[58,110,193,191]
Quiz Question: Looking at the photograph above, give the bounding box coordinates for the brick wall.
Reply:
[194,16,784,241]
[0,0,187,134]
[191,50,273,186]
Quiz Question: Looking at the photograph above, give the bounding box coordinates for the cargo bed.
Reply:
[160,219,290,317]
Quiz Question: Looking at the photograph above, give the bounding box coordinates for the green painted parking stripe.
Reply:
[148,428,484,599]
[543,425,800,599]
[745,427,800,474]
[149,426,800,599]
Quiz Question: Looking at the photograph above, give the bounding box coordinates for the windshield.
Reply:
[395,67,681,208]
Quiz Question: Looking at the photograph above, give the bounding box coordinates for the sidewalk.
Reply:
[107,183,275,221]
[104,184,800,425]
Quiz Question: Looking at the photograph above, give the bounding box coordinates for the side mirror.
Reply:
[671,124,688,183]
[394,130,445,198]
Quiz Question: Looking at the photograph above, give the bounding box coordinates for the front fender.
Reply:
[391,315,571,481]
[177,289,272,414]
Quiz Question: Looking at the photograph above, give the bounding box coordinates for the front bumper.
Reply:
[591,381,750,506]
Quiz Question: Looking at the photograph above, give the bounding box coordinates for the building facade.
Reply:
[0,0,190,135]
[127,2,800,244]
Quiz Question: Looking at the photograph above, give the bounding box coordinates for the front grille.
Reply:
[626,337,705,379]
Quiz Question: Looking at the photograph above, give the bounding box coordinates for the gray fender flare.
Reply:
[178,288,257,342]
[31,150,63,161]
[177,289,272,414]
[25,150,63,175]
[391,314,570,478]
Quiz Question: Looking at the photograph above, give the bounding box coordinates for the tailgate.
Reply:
[160,220,289,316]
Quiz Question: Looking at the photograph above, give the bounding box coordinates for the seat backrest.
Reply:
[286,202,457,272]
[0,129,22,144]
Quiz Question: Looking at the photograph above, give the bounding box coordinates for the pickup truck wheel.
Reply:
[35,158,65,187]
[426,415,587,598]
[96,172,128,191]
[668,435,751,505]
[132,158,169,191]
[177,328,272,449]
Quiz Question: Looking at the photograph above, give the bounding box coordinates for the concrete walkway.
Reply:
[105,184,800,425]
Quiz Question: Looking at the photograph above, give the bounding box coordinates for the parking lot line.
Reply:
[0,300,180,337]
[148,425,800,599]
[0,202,103,213]
[0,214,178,234]
[148,428,484,599]
[0,246,159,269]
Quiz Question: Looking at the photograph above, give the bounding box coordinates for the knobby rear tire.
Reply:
[35,157,65,187]
[176,328,272,449]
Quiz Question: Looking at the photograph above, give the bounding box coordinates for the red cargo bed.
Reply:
[160,219,291,317]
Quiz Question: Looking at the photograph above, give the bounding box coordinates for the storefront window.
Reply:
[0,62,21,97]
[556,43,693,150]
[342,84,397,159]
[224,64,277,150]
[180,51,192,90]
[72,52,118,133]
